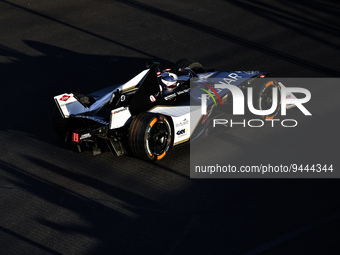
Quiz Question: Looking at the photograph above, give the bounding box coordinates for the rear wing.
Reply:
[54,93,85,118]
[54,62,161,118]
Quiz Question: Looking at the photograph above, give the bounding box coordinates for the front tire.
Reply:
[250,80,281,120]
[175,58,204,73]
[128,113,172,161]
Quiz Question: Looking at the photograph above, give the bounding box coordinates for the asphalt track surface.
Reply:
[1,0,340,254]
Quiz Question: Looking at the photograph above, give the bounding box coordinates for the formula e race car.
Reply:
[53,59,296,161]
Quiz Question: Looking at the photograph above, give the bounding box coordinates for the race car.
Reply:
[53,59,296,161]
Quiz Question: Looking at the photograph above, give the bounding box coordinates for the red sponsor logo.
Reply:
[72,133,79,143]
[150,95,156,102]
[60,95,71,101]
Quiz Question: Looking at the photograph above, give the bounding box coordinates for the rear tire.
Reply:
[128,113,172,161]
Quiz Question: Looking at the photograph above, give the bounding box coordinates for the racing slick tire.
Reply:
[128,113,172,161]
[250,79,281,120]
[175,58,204,73]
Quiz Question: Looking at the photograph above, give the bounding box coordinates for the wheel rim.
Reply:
[260,86,274,110]
[148,120,170,156]
[260,84,281,118]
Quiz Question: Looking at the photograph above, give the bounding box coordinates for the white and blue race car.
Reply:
[53,59,295,161]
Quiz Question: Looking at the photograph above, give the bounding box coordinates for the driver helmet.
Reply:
[161,72,178,88]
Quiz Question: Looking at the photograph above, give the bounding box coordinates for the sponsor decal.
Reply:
[60,95,71,101]
[176,128,188,137]
[164,88,190,101]
[80,133,92,140]
[72,133,79,143]
[177,88,190,95]
[175,118,189,128]
[74,115,109,125]
[113,108,128,114]
[150,95,156,102]
[164,93,176,101]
